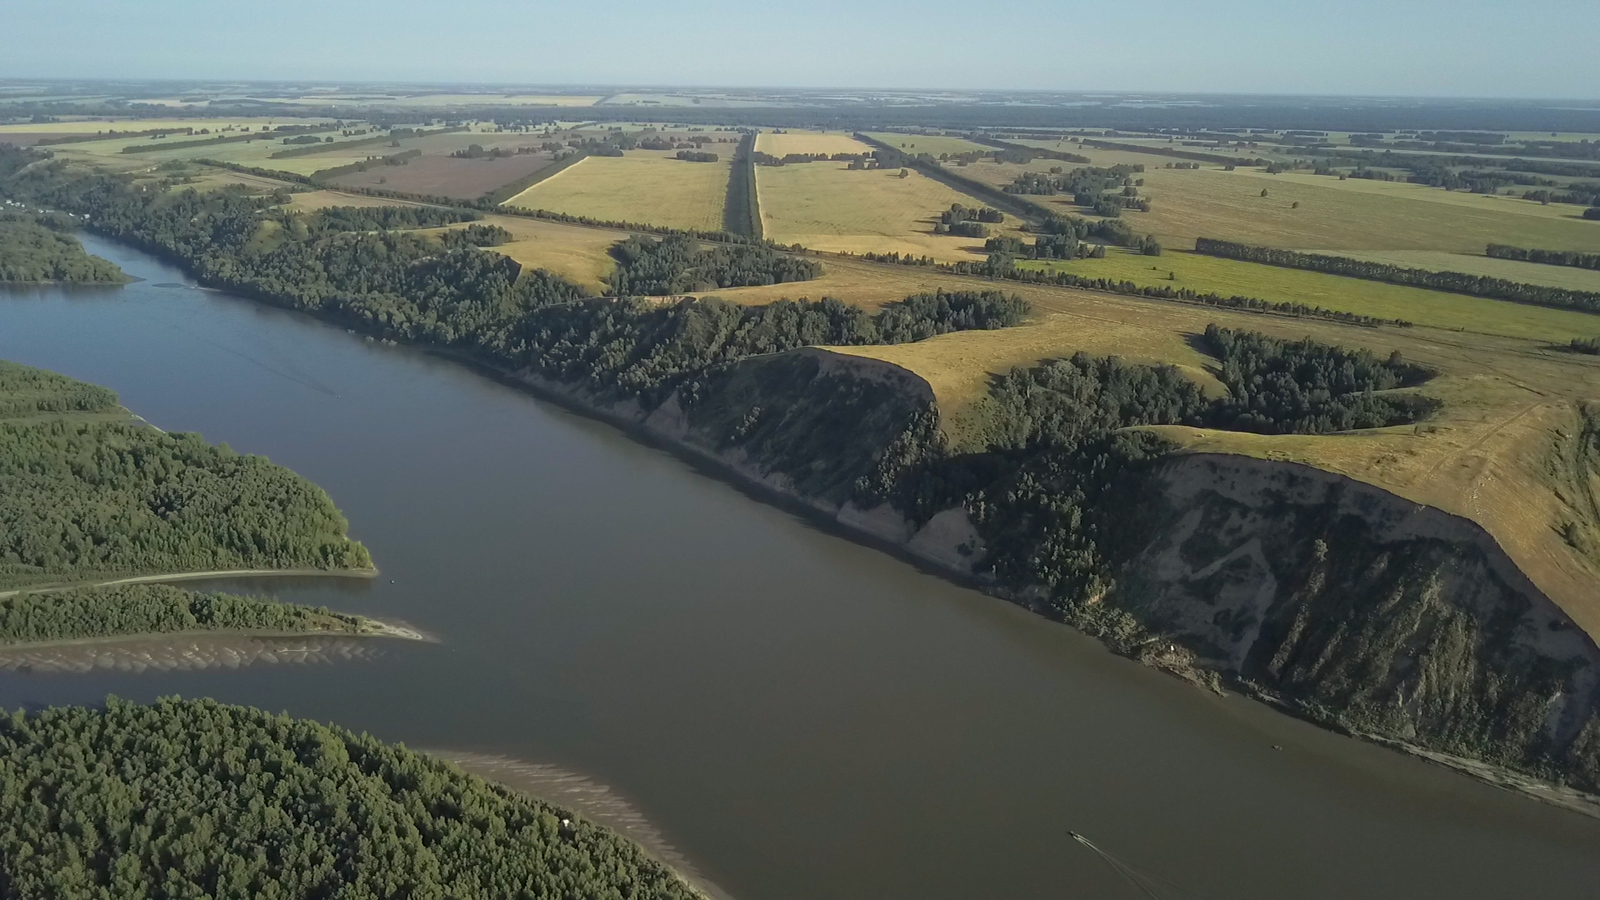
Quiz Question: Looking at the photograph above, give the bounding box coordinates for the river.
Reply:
[2,235,1598,899]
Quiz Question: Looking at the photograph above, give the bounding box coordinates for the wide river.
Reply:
[3,237,1599,899]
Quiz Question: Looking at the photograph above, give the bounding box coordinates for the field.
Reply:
[482,214,624,289]
[755,131,874,157]
[1015,248,1600,343]
[861,132,994,156]
[756,162,1028,261]
[1315,250,1600,292]
[328,153,558,199]
[0,117,331,136]
[1117,166,1600,252]
[502,151,732,231]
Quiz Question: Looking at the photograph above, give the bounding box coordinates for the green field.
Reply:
[1316,249,1600,292]
[1017,247,1600,343]
[862,132,994,157]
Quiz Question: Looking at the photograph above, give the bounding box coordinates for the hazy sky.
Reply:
[2,0,1596,99]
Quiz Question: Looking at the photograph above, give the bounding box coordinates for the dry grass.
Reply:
[501,151,731,232]
[756,163,1028,262]
[482,215,622,289]
[755,131,874,157]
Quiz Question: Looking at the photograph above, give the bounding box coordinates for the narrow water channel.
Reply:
[3,235,1598,899]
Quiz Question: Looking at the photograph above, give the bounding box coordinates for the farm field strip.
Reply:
[861,132,994,156]
[754,131,874,157]
[501,151,732,232]
[756,162,1029,262]
[1014,248,1600,343]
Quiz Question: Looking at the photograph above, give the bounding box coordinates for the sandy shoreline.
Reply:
[0,566,380,600]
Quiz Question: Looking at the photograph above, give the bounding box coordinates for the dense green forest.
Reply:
[0,583,363,644]
[0,697,700,899]
[1194,238,1600,313]
[0,213,126,283]
[0,359,370,590]
[606,234,823,295]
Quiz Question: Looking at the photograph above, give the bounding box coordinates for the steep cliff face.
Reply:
[1117,454,1600,790]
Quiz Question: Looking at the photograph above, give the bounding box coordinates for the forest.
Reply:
[0,213,127,283]
[606,233,823,295]
[0,359,371,590]
[1194,238,1600,313]
[0,698,699,899]
[0,583,363,644]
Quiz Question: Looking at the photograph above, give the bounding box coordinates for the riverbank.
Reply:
[436,751,737,900]
[0,567,379,600]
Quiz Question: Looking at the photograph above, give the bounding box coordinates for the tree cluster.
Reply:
[0,583,362,644]
[0,214,127,283]
[0,697,700,899]
[606,234,822,295]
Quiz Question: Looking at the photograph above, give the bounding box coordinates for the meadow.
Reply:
[861,132,995,156]
[754,131,874,157]
[501,151,732,232]
[1015,248,1600,343]
[756,162,1029,261]
[328,152,558,199]
[482,214,623,290]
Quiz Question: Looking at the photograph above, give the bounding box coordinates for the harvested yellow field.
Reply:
[502,151,731,232]
[755,131,874,157]
[756,163,1027,262]
[862,132,992,156]
[482,215,623,289]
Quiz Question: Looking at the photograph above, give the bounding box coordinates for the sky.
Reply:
[1,0,1596,100]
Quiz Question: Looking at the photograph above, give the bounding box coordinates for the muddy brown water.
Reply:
[2,236,1599,899]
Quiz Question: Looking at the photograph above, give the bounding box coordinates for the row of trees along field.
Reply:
[0,358,371,590]
[0,212,127,283]
[1486,243,1600,271]
[1193,238,1600,313]
[0,697,701,899]
[0,584,363,644]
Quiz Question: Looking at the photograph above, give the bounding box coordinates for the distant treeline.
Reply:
[675,150,720,163]
[1080,138,1266,167]
[0,583,363,644]
[1194,238,1600,314]
[1486,244,1600,271]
